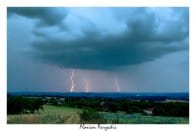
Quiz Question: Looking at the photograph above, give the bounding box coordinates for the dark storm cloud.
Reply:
[8,7,68,27]
[31,33,187,70]
[8,7,189,71]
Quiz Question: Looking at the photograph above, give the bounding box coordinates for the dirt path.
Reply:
[65,113,80,124]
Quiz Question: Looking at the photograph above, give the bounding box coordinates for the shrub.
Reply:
[127,106,142,114]
[7,96,45,114]
[80,108,105,123]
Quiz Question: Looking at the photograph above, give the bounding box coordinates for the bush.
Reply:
[127,106,142,114]
[153,106,166,116]
[80,108,105,123]
[7,96,45,114]
[153,102,189,117]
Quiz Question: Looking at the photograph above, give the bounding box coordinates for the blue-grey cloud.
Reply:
[8,7,68,27]
[8,7,189,71]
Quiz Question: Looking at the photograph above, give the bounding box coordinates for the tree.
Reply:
[7,96,45,114]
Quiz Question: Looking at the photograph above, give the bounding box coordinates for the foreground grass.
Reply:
[7,105,189,124]
[7,105,81,124]
[101,112,189,124]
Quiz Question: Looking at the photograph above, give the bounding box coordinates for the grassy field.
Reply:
[7,105,189,124]
[100,112,189,124]
[7,105,81,124]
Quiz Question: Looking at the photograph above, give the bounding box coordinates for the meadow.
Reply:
[7,104,189,124]
[7,105,81,124]
[100,112,188,124]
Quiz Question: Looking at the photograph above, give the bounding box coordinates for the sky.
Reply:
[7,7,189,93]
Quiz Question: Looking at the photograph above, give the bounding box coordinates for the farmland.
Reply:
[100,112,188,124]
[7,105,81,124]
[7,94,189,124]
[7,104,188,124]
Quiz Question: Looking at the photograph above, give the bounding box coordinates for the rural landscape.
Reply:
[8,7,189,124]
[7,92,189,124]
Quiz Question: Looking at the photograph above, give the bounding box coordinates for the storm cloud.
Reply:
[8,7,189,71]
[7,7,189,92]
[8,7,68,27]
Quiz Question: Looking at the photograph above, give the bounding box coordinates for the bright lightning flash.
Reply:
[84,79,89,92]
[115,74,120,92]
[70,70,75,92]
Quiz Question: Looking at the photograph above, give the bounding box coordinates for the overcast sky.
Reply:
[7,7,189,92]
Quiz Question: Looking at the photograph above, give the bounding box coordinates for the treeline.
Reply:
[153,102,189,117]
[7,96,189,117]
[7,96,45,114]
[48,97,189,117]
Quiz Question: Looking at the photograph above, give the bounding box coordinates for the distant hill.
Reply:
[7,92,189,101]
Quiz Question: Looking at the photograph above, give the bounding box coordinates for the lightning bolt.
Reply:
[84,79,89,92]
[115,74,120,92]
[70,70,75,92]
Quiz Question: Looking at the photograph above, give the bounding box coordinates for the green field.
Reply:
[7,105,189,124]
[100,112,189,124]
[7,105,81,124]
